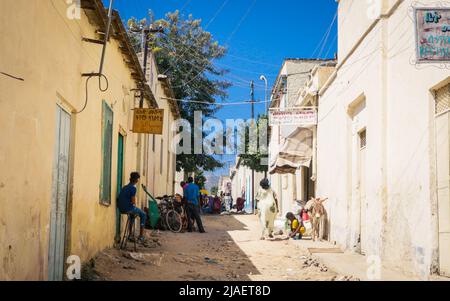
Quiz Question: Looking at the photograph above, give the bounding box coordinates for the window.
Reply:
[100,101,113,205]
[359,129,367,149]
[435,84,450,115]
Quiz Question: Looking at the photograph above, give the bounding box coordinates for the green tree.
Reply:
[211,186,219,196]
[239,115,269,174]
[127,11,231,173]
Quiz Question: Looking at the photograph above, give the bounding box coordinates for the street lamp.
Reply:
[259,75,269,179]
[259,75,268,114]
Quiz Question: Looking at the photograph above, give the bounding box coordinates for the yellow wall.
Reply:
[0,0,154,280]
[143,52,177,200]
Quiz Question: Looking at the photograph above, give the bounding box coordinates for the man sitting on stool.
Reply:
[118,172,146,242]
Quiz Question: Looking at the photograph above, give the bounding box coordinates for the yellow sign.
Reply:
[132,108,164,135]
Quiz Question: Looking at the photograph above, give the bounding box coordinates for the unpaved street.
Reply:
[87,214,352,281]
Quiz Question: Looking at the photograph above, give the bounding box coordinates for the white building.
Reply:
[316,0,450,278]
[230,157,265,213]
[269,59,333,217]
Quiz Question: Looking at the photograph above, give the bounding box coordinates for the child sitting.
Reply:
[286,212,303,240]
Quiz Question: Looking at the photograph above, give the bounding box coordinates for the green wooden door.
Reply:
[115,134,124,241]
[49,105,71,281]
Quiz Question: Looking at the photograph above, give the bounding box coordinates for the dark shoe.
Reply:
[199,229,206,233]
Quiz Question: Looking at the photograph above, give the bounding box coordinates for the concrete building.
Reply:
[0,0,178,280]
[218,175,232,196]
[230,157,265,213]
[316,0,450,278]
[269,59,332,217]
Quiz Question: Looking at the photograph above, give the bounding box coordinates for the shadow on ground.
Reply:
[85,215,261,281]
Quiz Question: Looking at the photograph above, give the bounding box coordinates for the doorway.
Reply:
[358,129,367,255]
[48,105,71,281]
[435,84,450,276]
[115,133,124,242]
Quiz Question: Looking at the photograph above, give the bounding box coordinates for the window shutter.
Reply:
[435,84,450,115]
[101,101,113,205]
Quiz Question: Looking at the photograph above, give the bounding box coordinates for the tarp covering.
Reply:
[269,127,313,175]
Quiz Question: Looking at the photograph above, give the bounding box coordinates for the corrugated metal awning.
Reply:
[269,127,313,175]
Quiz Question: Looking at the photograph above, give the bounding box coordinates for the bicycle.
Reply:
[159,195,183,233]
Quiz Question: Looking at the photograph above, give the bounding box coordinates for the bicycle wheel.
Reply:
[166,210,182,233]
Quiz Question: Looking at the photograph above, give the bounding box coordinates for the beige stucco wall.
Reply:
[0,0,170,280]
[144,52,177,200]
[318,0,448,278]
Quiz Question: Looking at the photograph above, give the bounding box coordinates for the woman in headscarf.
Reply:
[255,179,279,240]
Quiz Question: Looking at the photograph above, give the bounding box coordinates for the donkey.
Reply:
[305,197,328,242]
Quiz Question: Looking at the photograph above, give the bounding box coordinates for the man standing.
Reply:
[118,172,146,242]
[184,177,206,233]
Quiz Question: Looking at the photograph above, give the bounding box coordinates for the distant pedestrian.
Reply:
[184,177,206,233]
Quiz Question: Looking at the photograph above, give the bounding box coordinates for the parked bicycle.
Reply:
[141,185,188,233]
[157,195,184,233]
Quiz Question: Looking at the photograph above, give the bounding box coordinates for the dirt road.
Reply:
[87,214,349,281]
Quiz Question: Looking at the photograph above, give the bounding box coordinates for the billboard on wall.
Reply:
[415,8,450,63]
[269,108,317,126]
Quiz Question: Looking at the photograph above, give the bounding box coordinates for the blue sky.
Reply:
[110,0,338,186]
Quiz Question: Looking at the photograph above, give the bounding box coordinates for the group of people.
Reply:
[255,178,327,241]
[178,177,206,233]
[116,172,206,244]
[116,172,326,242]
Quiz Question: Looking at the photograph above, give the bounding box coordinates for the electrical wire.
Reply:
[316,12,338,59]
[74,74,109,114]
[159,0,230,76]
[167,0,257,89]
[0,72,24,81]
[161,96,268,106]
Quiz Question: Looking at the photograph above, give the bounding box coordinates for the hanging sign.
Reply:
[270,108,317,126]
[415,8,450,63]
[132,108,164,135]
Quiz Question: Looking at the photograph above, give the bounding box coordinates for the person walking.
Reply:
[184,177,206,233]
[255,179,279,240]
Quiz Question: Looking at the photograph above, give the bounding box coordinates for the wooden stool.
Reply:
[119,213,137,252]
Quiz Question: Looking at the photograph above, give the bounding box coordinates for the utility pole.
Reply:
[139,27,150,108]
[139,24,163,108]
[250,80,255,214]
[260,75,268,179]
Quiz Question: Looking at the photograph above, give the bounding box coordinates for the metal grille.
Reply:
[435,84,450,115]
[359,130,367,149]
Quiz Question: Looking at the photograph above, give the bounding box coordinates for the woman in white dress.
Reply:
[255,179,280,240]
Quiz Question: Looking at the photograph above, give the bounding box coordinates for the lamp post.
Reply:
[259,75,268,115]
[260,75,269,179]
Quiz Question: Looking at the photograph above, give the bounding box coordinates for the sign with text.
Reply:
[415,8,450,63]
[132,108,164,135]
[270,109,317,126]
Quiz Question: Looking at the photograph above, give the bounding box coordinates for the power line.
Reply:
[312,11,337,59]
[169,0,258,89]
[161,96,269,106]
[317,12,337,58]
[159,0,230,76]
